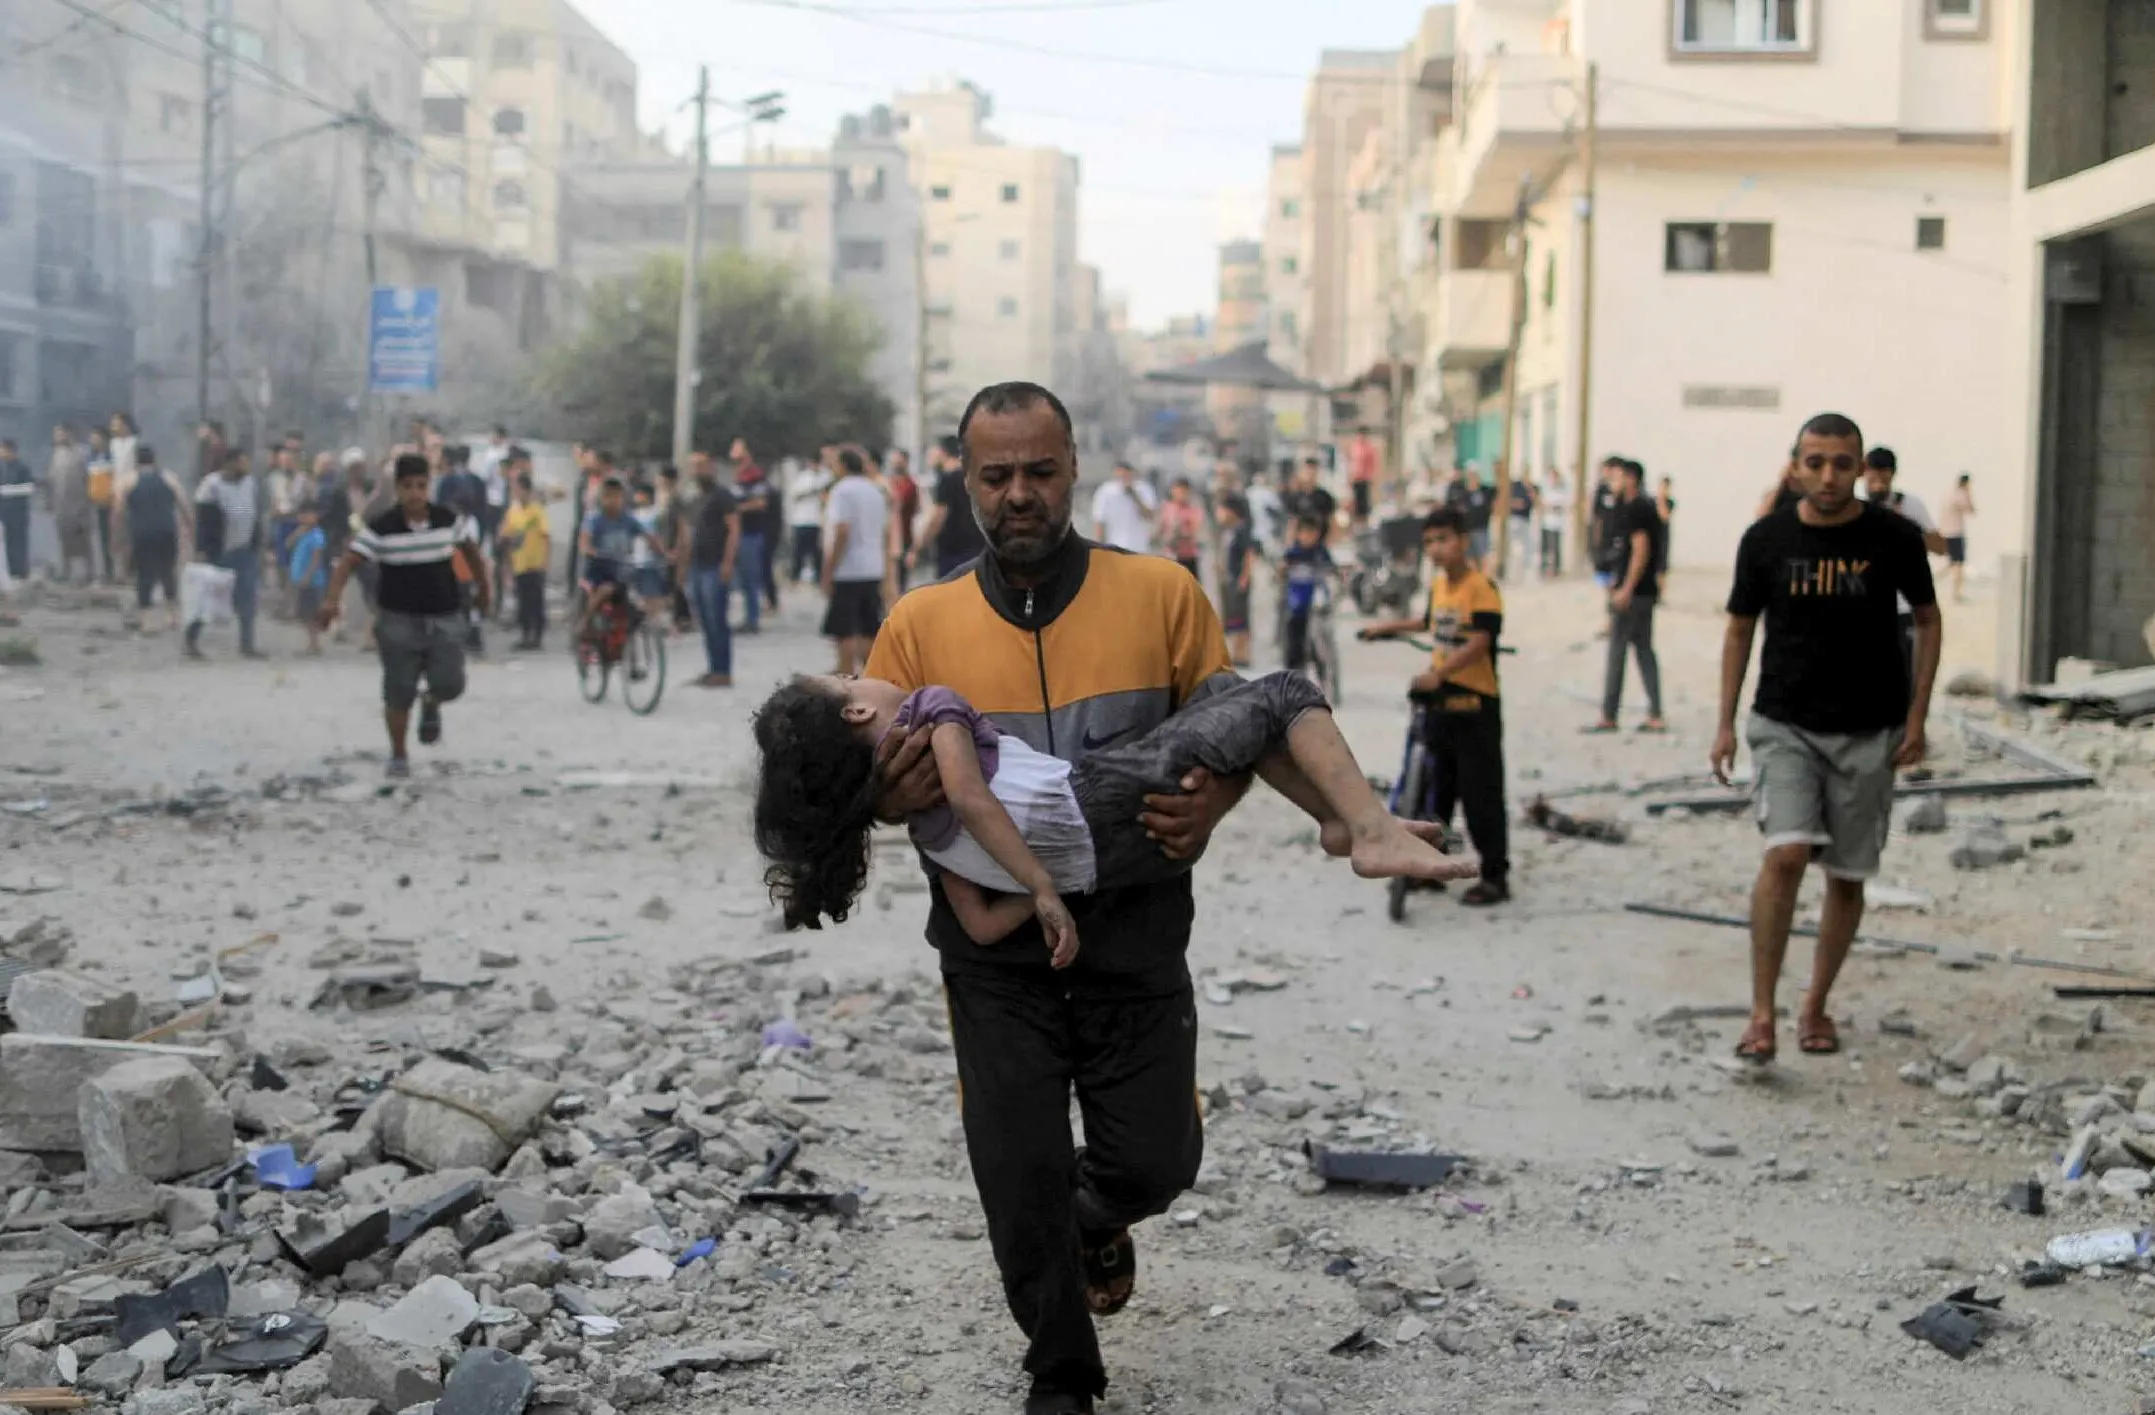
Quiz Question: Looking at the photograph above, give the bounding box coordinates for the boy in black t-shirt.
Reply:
[1711,413,1940,1066]
[1216,495,1257,667]
[1589,459,1666,732]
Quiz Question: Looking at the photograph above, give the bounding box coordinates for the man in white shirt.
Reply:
[1862,447,1947,683]
[1537,468,1572,579]
[821,447,888,674]
[1090,460,1157,553]
[785,456,831,584]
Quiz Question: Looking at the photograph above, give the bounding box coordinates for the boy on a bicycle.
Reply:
[577,476,667,646]
[1279,514,1335,675]
[1358,506,1511,905]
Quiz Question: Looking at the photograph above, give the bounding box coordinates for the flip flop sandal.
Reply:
[1798,1016,1841,1055]
[1079,1228,1135,1317]
[1735,1018,1777,1064]
[1580,723,1619,735]
[1635,721,1670,735]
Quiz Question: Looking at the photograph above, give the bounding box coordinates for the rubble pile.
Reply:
[0,945,981,1415]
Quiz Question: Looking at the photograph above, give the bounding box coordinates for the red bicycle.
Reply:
[575,593,666,715]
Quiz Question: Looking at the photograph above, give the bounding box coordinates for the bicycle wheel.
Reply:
[575,635,610,703]
[621,620,667,715]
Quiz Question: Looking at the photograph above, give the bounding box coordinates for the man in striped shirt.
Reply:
[318,454,490,779]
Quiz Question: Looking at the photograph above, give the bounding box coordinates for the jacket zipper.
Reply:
[1025,588,1054,755]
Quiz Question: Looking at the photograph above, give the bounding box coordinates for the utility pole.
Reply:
[194,0,231,438]
[1491,172,1532,576]
[354,88,385,452]
[914,215,929,470]
[671,66,710,472]
[1570,62,1599,570]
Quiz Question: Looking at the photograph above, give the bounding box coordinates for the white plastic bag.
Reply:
[181,562,236,625]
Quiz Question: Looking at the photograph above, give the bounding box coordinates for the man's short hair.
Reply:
[592,448,615,467]
[1865,446,1898,473]
[601,475,626,492]
[956,381,1074,445]
[659,464,679,481]
[507,445,531,465]
[1423,506,1466,536]
[937,434,963,461]
[393,453,431,483]
[136,444,156,466]
[1292,514,1324,533]
[492,424,508,438]
[1618,458,1646,482]
[838,448,865,477]
[1799,411,1864,449]
[220,447,247,470]
[1601,454,1628,471]
[1221,494,1249,522]
[446,443,471,468]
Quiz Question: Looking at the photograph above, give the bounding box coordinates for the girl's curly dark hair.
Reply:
[752,678,880,930]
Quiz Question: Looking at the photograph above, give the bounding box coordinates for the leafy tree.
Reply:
[533,252,894,460]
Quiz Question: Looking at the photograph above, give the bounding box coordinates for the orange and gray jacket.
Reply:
[866,533,1234,984]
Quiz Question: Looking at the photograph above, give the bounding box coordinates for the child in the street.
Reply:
[1217,494,1257,668]
[1279,515,1334,673]
[287,508,329,655]
[752,669,1477,961]
[501,473,551,650]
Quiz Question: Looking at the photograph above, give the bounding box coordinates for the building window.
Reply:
[1542,250,1557,307]
[431,24,471,57]
[999,239,1020,261]
[229,24,266,65]
[159,93,194,134]
[423,97,467,136]
[839,239,885,273]
[1925,0,1986,39]
[1916,215,1947,250]
[1280,198,1300,218]
[427,170,465,208]
[492,107,526,137]
[846,165,886,202]
[929,241,951,258]
[770,203,803,232]
[1280,256,1298,276]
[1672,0,1813,58]
[1000,182,1020,203]
[930,184,952,201]
[997,297,1019,318]
[491,32,534,69]
[493,180,526,209]
[1664,221,1773,273]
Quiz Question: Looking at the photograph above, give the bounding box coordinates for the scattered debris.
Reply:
[1623,904,2155,984]
[2001,1181,2044,1216]
[1949,823,2026,871]
[1900,1288,2004,1360]
[2044,1228,2151,1269]
[1526,796,1628,844]
[1305,1142,1465,1191]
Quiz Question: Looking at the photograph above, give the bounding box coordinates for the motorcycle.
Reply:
[1349,514,1425,619]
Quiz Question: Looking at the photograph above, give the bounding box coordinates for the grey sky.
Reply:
[605,0,1429,329]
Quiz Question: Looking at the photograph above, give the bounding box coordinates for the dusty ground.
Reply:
[4,560,2155,1415]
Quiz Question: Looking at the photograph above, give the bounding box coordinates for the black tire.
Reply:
[622,621,667,716]
[576,639,609,704]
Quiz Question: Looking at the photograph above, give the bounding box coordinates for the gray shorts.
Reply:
[377,611,467,712]
[1746,713,1901,881]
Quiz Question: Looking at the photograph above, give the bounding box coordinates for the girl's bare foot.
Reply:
[1349,818,1480,882]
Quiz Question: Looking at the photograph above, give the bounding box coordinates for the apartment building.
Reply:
[1263,146,1308,372]
[0,0,429,461]
[1296,51,1398,390]
[1209,240,1268,448]
[562,162,840,293]
[2001,0,2155,681]
[410,0,641,275]
[832,107,923,458]
[1410,0,2014,566]
[897,81,1081,429]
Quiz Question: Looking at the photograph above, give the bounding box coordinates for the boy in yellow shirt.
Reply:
[500,470,551,650]
[1360,506,1511,904]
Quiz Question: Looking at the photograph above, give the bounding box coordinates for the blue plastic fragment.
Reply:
[250,1144,318,1191]
[676,1237,717,1267]
[761,1019,812,1050]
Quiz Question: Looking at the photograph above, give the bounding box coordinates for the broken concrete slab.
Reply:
[78,1056,235,1183]
[650,1341,779,1373]
[583,1188,663,1261]
[326,1327,446,1411]
[467,1231,565,1288]
[0,1035,221,1152]
[366,1275,481,1348]
[6,969,138,1039]
[374,1058,558,1173]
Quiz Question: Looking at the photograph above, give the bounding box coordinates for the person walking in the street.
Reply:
[886,449,921,595]
[1281,456,1337,547]
[1505,466,1534,580]
[1362,506,1512,906]
[820,448,887,675]
[107,414,139,505]
[186,447,268,660]
[1588,456,1626,592]
[1537,467,1570,578]
[1713,412,1941,1065]
[500,466,551,651]
[85,429,118,583]
[287,508,329,655]
[731,438,776,631]
[1588,459,1667,733]
[48,426,93,585]
[866,380,1252,1415]
[1861,447,1947,685]
[686,453,740,688]
[1656,475,1678,572]
[1346,429,1380,527]
[1447,465,1495,572]
[118,444,188,633]
[1089,460,1156,554]
[784,454,830,585]
[0,439,33,585]
[914,434,985,579]
[317,453,490,779]
[1217,494,1256,668]
[436,445,491,653]
[1938,473,1976,603]
[1157,478,1203,578]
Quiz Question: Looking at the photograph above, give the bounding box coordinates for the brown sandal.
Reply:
[1080,1228,1135,1316]
[1735,1018,1777,1065]
[1798,1015,1841,1055]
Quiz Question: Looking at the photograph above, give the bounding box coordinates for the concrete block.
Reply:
[6,970,139,1039]
[0,1035,221,1152]
[374,1058,558,1173]
[326,1328,445,1413]
[78,1056,235,1183]
[366,1274,480,1348]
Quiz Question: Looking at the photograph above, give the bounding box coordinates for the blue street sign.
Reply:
[367,286,440,394]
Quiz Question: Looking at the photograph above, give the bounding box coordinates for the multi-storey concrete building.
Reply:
[1208,240,1268,450]
[896,81,1081,428]
[2000,0,2155,681]
[832,107,922,458]
[1409,0,2013,566]
[1296,50,1398,391]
